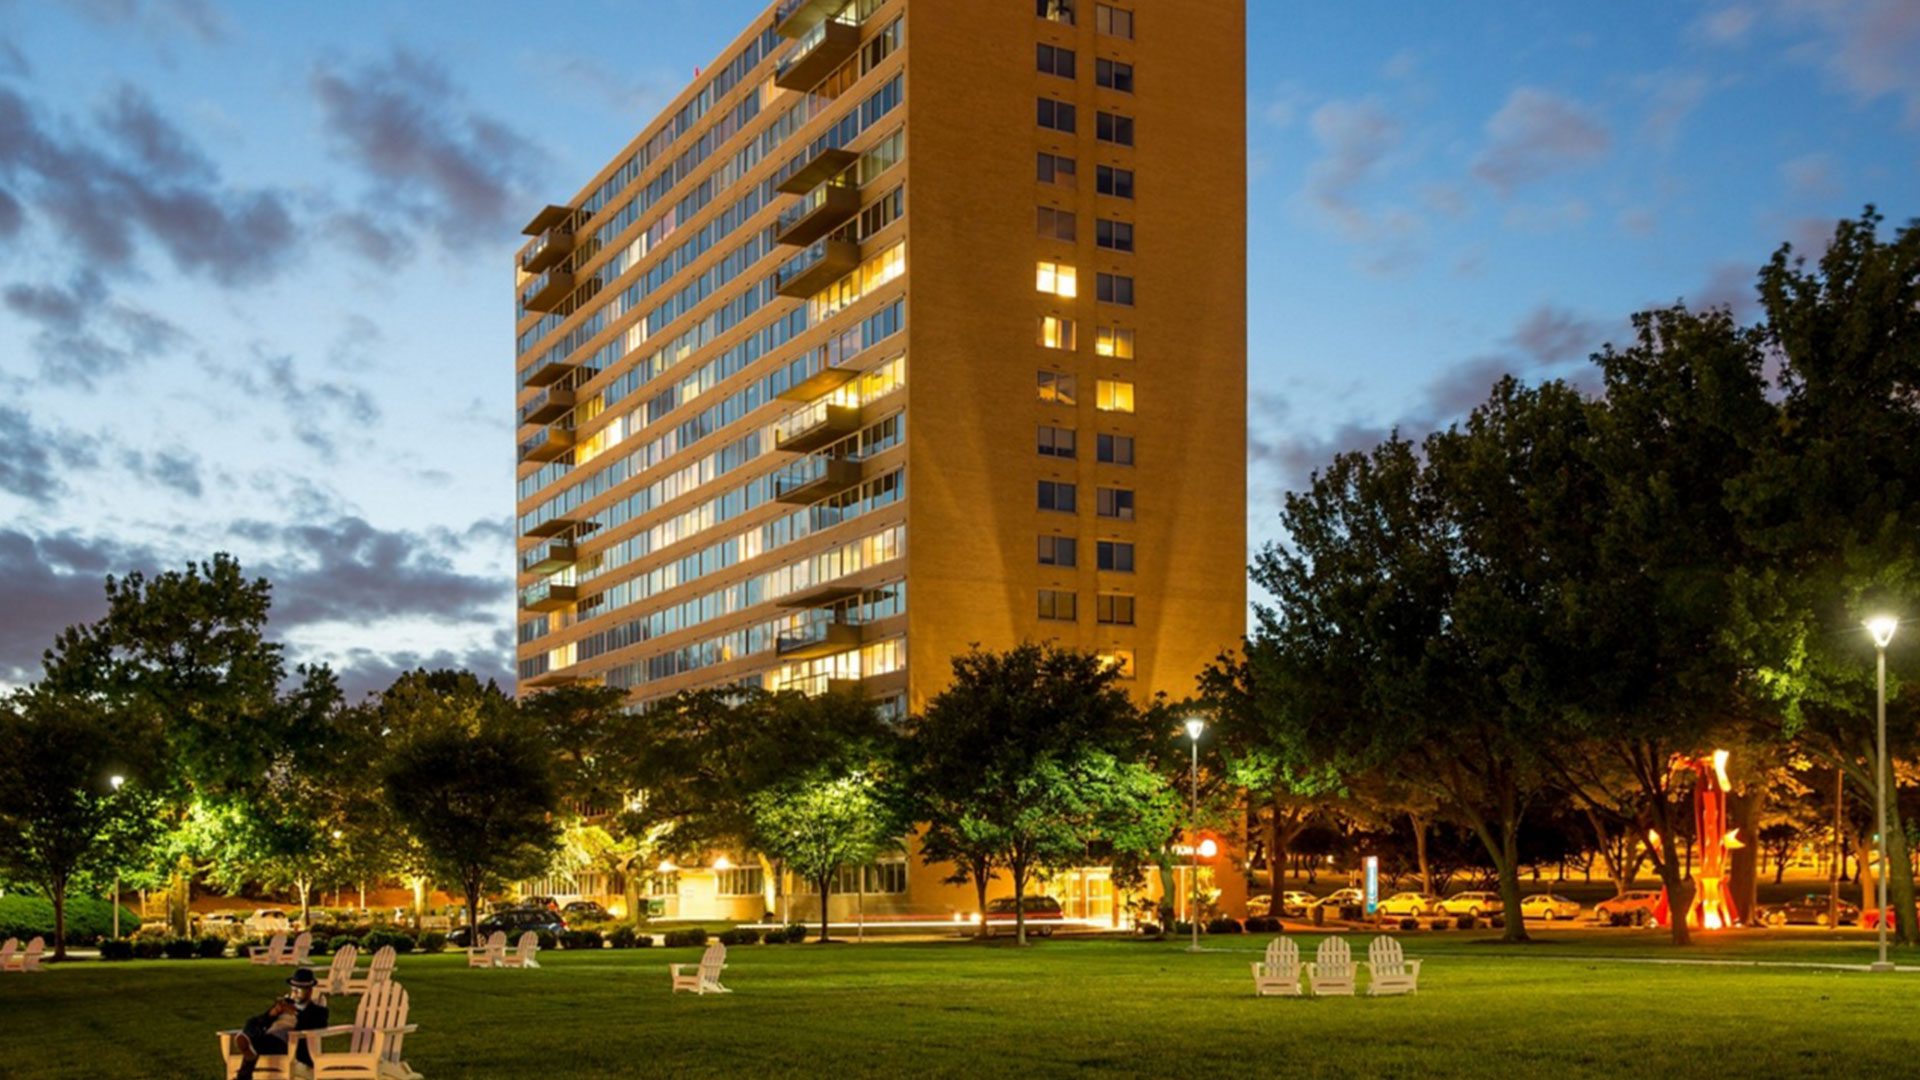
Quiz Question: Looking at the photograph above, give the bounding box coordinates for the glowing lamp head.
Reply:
[713,855,733,871]
[657,860,679,874]
[1197,838,1219,859]
[1866,616,1898,649]
[109,775,125,790]
[1183,717,1205,742]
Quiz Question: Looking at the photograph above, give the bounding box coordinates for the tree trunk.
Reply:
[1411,811,1433,896]
[296,877,312,929]
[816,873,833,943]
[51,878,69,961]
[1854,833,1878,923]
[1880,774,1916,946]
[463,875,482,949]
[1651,807,1694,946]
[1266,805,1286,910]
[1727,790,1758,927]
[973,861,991,941]
[1012,861,1028,946]
[169,857,193,936]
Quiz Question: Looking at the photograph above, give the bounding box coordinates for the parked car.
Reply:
[1375,892,1442,917]
[198,912,245,938]
[244,909,292,936]
[981,895,1065,937]
[1437,891,1505,917]
[1245,891,1315,919]
[1311,887,1364,909]
[1860,904,1918,930]
[563,900,612,923]
[446,906,569,947]
[1757,894,1861,927]
[1594,891,1663,926]
[1519,894,1582,921]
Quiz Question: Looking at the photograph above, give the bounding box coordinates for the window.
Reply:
[1036,261,1078,297]
[1097,592,1136,624]
[1097,540,1135,572]
[1096,325,1135,357]
[1039,315,1077,350]
[1038,152,1077,186]
[1096,58,1134,92]
[1038,98,1077,134]
[844,861,907,894]
[1038,535,1077,567]
[1037,43,1077,79]
[647,872,680,896]
[1096,219,1134,252]
[1095,378,1133,412]
[1098,649,1136,678]
[1037,424,1077,458]
[1096,486,1134,520]
[1097,165,1135,199]
[716,866,765,896]
[1037,206,1077,242]
[1096,111,1135,146]
[1039,370,1078,405]
[1038,480,1078,513]
[1097,433,1135,464]
[1097,273,1135,306]
[1095,4,1134,38]
[1037,0,1074,25]
[1039,589,1079,621]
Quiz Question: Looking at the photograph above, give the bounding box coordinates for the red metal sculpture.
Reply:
[1651,750,1745,930]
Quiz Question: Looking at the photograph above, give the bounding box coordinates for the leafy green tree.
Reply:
[750,769,898,941]
[523,682,639,811]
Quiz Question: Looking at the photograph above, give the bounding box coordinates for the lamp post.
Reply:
[1866,616,1898,973]
[1184,716,1205,953]
[109,775,125,939]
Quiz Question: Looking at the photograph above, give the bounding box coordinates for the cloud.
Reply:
[1501,197,1592,233]
[1304,98,1404,235]
[1682,262,1760,321]
[0,528,164,684]
[229,514,510,631]
[0,38,29,78]
[118,446,204,497]
[60,0,226,45]
[209,346,380,459]
[1637,73,1710,145]
[1508,305,1605,365]
[1779,0,1920,124]
[1780,153,1839,196]
[1694,6,1758,44]
[1,270,192,385]
[311,48,545,252]
[0,83,299,284]
[328,644,515,702]
[0,406,98,505]
[1472,88,1611,194]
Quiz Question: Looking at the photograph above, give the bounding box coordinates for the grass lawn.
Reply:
[2,930,1916,1078]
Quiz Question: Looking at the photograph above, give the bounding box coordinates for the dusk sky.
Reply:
[0,0,1914,697]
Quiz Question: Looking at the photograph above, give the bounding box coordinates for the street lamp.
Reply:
[109,776,125,939]
[1866,615,1898,973]
[1184,716,1205,953]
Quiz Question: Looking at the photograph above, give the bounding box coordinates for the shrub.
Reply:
[1338,904,1366,922]
[0,895,142,945]
[662,928,709,948]
[327,934,363,955]
[1399,917,1419,931]
[1488,915,1505,929]
[417,931,447,954]
[98,938,134,961]
[1205,917,1244,935]
[362,931,415,954]
[763,924,806,944]
[1135,923,1163,938]
[197,936,229,959]
[1170,920,1195,937]
[162,937,199,960]
[131,934,166,959]
[718,928,761,946]
[1242,916,1277,933]
[607,925,639,949]
[1455,914,1477,931]
[561,929,604,950]
[1428,917,1451,931]
[533,929,558,951]
[634,934,655,948]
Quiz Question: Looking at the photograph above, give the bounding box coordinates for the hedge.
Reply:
[0,895,142,944]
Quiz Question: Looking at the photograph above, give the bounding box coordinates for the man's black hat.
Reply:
[287,967,318,988]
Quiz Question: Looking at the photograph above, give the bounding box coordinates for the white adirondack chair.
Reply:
[466,930,505,969]
[1306,936,1356,996]
[345,946,397,995]
[279,932,314,967]
[249,932,289,966]
[298,980,420,1080]
[670,942,729,995]
[1366,936,1422,996]
[0,938,17,971]
[1250,937,1303,997]
[499,930,540,969]
[319,945,359,1003]
[3,936,47,973]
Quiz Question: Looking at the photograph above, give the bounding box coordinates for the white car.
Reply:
[1375,892,1441,917]
[198,912,245,938]
[1520,894,1582,921]
[243,909,292,936]
[1437,891,1504,917]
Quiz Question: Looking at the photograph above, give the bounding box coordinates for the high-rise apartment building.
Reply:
[514,0,1246,923]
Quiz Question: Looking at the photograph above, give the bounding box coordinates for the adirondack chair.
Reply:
[466,930,505,969]
[0,938,17,972]
[279,931,314,967]
[345,946,397,995]
[3,936,46,973]
[1365,936,1422,996]
[319,945,359,1003]
[249,932,289,966]
[670,942,729,995]
[297,980,420,1080]
[499,931,541,969]
[1306,936,1356,996]
[1250,937,1303,997]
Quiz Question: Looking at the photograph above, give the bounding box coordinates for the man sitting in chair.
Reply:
[231,967,330,1079]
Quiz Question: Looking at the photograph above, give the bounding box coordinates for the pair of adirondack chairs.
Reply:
[249,932,313,967]
[319,945,398,1002]
[670,942,730,995]
[2,936,46,972]
[217,979,419,1080]
[1250,936,1422,997]
[465,930,540,969]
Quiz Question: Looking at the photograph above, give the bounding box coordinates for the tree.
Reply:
[750,770,896,942]
[0,688,160,958]
[524,682,638,812]
[378,674,559,945]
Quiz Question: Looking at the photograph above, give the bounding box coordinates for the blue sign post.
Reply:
[1364,856,1379,916]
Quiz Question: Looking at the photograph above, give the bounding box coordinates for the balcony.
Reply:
[776,181,860,247]
[521,580,578,614]
[775,19,860,91]
[776,618,865,660]
[777,145,858,195]
[778,578,866,609]
[775,238,860,299]
[520,267,572,313]
[518,386,576,427]
[518,425,575,464]
[524,513,586,540]
[775,0,848,38]
[520,354,575,388]
[518,225,573,275]
[520,538,578,575]
[773,456,862,504]
[775,673,865,697]
[774,401,862,454]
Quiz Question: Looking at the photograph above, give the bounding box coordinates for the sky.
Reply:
[0,0,1914,697]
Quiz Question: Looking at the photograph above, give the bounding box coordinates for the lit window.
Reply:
[1098,649,1136,678]
[1095,326,1135,358]
[1096,379,1134,413]
[1038,535,1077,567]
[1097,593,1136,625]
[1095,3,1133,38]
[1039,370,1079,405]
[1037,0,1075,25]
[1039,588,1079,621]
[1037,261,1078,298]
[1039,315,1077,350]
[1038,425,1077,458]
[1097,540,1135,572]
